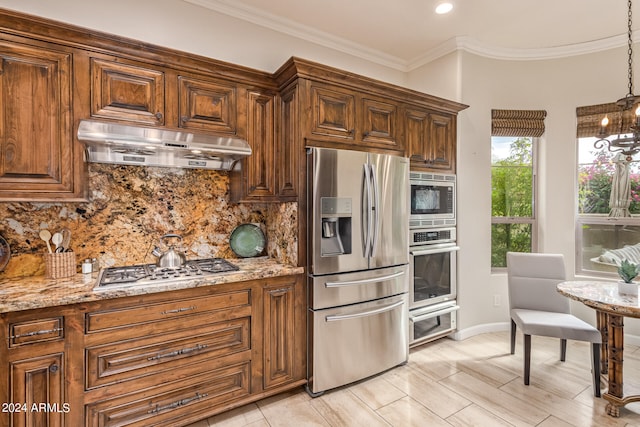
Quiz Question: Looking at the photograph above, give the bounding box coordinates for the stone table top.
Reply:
[0,257,304,313]
[557,280,640,318]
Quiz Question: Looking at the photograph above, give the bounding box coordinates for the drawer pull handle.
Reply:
[161,306,196,315]
[147,392,209,414]
[10,327,63,340]
[147,344,208,361]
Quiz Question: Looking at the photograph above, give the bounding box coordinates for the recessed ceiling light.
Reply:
[435,2,453,14]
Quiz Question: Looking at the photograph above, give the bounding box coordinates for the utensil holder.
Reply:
[44,252,76,279]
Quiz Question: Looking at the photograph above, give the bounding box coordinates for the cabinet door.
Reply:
[361,97,399,149]
[429,112,456,171]
[405,108,456,173]
[310,84,356,140]
[10,353,65,427]
[244,91,276,199]
[263,282,296,389]
[178,76,237,134]
[0,40,77,200]
[90,57,165,125]
[277,86,299,199]
[405,108,430,166]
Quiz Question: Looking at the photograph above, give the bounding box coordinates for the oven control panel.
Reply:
[410,227,456,247]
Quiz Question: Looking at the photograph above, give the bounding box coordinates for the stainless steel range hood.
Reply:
[77,120,251,170]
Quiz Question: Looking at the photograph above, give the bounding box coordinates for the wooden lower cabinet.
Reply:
[0,274,306,427]
[9,353,66,427]
[85,362,252,427]
[263,280,301,390]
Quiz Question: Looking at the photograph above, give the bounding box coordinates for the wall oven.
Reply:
[409,225,459,346]
[409,172,455,228]
[409,230,458,309]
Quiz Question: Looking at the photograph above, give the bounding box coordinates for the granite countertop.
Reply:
[0,257,304,313]
[557,280,640,317]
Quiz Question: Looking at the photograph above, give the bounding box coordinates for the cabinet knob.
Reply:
[155,112,163,120]
[49,364,59,373]
[181,116,189,123]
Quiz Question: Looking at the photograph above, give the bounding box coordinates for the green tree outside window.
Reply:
[491,137,535,267]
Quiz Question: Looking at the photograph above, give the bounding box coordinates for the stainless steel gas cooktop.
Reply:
[94,258,239,290]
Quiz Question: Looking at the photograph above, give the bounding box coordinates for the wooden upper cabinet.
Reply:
[310,84,356,140]
[361,97,399,149]
[244,91,276,199]
[0,39,83,201]
[178,76,237,134]
[405,107,456,173]
[90,57,165,126]
[307,82,402,152]
[405,108,430,165]
[277,85,299,200]
[231,88,299,203]
[429,112,456,171]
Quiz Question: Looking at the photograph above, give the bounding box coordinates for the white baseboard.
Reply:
[451,322,510,341]
[452,321,640,347]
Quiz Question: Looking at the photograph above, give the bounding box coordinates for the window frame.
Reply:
[490,136,539,271]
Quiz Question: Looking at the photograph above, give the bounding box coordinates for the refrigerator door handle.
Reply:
[362,163,373,258]
[369,163,379,257]
[325,299,404,322]
[324,270,406,287]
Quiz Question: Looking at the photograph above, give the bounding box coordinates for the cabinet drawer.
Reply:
[8,317,64,348]
[86,290,250,333]
[85,361,251,427]
[86,318,250,389]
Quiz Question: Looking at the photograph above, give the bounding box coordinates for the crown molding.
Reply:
[184,0,408,71]
[184,0,634,72]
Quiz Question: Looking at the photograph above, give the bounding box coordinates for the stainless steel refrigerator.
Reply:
[306,146,409,396]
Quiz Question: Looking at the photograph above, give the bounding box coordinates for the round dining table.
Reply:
[557,280,640,417]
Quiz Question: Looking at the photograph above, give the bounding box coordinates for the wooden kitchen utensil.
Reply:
[39,230,52,254]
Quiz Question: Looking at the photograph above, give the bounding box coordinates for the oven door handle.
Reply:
[324,270,405,287]
[410,305,459,323]
[411,246,460,256]
[325,300,404,322]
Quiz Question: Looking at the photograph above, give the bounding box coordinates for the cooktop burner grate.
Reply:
[95,258,239,289]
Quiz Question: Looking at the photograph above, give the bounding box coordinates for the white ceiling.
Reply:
[186,0,635,71]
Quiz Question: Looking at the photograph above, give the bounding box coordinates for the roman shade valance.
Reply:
[491,109,547,137]
[576,102,636,138]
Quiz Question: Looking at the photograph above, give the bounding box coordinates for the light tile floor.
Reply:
[187,331,640,426]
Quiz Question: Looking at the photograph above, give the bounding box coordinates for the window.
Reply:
[491,136,537,268]
[576,136,640,276]
[576,103,640,277]
[490,109,544,269]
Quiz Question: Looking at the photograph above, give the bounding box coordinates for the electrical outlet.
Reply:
[493,295,501,307]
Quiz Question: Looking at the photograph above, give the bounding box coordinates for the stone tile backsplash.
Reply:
[0,164,297,278]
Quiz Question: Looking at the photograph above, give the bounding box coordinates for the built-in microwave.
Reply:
[409,172,455,229]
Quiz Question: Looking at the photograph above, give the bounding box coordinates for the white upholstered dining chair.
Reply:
[506,252,601,397]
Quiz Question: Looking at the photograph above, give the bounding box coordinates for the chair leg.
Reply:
[524,334,531,385]
[510,319,516,355]
[592,343,601,397]
[560,339,567,362]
